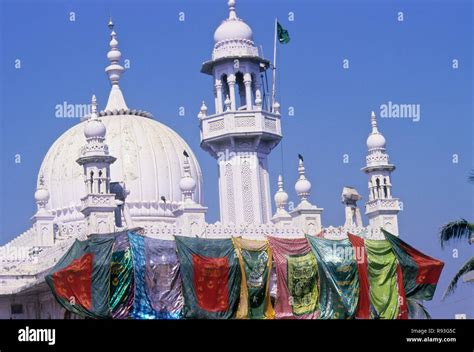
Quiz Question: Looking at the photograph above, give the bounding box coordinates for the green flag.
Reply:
[277,22,290,44]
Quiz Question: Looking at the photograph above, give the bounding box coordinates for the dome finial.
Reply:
[228,0,237,20]
[274,174,289,210]
[180,150,197,203]
[108,16,114,30]
[371,110,379,134]
[91,94,98,118]
[295,155,311,202]
[104,18,128,111]
[366,110,386,150]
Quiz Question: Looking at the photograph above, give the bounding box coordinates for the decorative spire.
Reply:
[180,151,197,203]
[82,95,109,156]
[91,94,98,118]
[274,175,289,211]
[255,89,262,108]
[105,17,128,112]
[366,110,386,151]
[370,110,379,134]
[295,156,312,202]
[198,101,208,119]
[228,0,238,20]
[34,173,50,212]
[224,94,231,111]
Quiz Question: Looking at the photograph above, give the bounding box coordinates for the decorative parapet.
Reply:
[365,198,401,212]
[212,39,259,60]
[200,110,282,145]
[127,200,181,218]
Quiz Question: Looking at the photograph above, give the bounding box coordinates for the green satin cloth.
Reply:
[109,248,133,317]
[365,239,399,319]
[306,237,358,319]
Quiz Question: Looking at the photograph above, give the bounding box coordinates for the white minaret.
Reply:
[77,95,117,235]
[199,0,282,225]
[362,111,401,236]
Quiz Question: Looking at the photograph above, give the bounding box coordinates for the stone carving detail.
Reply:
[209,119,225,132]
[212,39,259,60]
[225,163,236,222]
[264,118,277,131]
[241,160,254,224]
[235,116,255,127]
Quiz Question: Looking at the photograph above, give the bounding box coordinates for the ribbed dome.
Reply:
[214,18,253,43]
[38,114,203,220]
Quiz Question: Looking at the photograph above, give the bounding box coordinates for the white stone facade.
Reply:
[0,1,402,319]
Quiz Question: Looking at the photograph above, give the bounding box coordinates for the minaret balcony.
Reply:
[200,109,282,145]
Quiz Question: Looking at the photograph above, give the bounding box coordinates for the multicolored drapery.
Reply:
[347,233,371,319]
[306,236,359,319]
[232,238,274,319]
[46,236,115,319]
[129,232,183,319]
[109,232,134,319]
[364,239,405,319]
[383,229,444,301]
[175,236,241,319]
[267,236,319,319]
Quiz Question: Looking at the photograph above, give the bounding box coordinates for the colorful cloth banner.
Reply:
[383,229,444,301]
[129,232,183,319]
[347,233,371,319]
[306,236,359,319]
[267,236,319,319]
[46,236,115,319]
[109,232,134,319]
[232,238,274,319]
[175,236,241,319]
[365,239,403,319]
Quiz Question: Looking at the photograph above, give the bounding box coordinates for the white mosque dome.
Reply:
[38,113,203,220]
[214,18,253,43]
[366,132,386,150]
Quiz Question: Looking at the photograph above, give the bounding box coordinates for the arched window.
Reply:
[98,170,103,194]
[221,73,229,105]
[235,71,245,109]
[89,170,94,193]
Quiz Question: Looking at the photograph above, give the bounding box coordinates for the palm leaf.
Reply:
[469,169,474,184]
[442,257,474,300]
[439,219,474,249]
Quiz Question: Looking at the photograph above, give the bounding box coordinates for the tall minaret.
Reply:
[199,0,282,225]
[361,111,401,236]
[77,95,117,235]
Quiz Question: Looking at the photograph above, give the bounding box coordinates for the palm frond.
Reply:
[439,219,474,249]
[442,257,474,300]
[469,170,474,184]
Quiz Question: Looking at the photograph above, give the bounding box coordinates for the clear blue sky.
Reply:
[0,0,472,318]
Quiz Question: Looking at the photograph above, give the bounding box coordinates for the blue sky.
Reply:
[0,0,472,318]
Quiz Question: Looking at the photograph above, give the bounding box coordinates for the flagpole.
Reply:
[271,18,277,112]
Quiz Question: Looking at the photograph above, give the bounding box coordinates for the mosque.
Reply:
[0,0,401,318]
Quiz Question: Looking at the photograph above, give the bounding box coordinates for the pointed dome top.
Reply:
[104,17,128,112]
[209,0,259,61]
[366,111,386,150]
[214,0,253,43]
